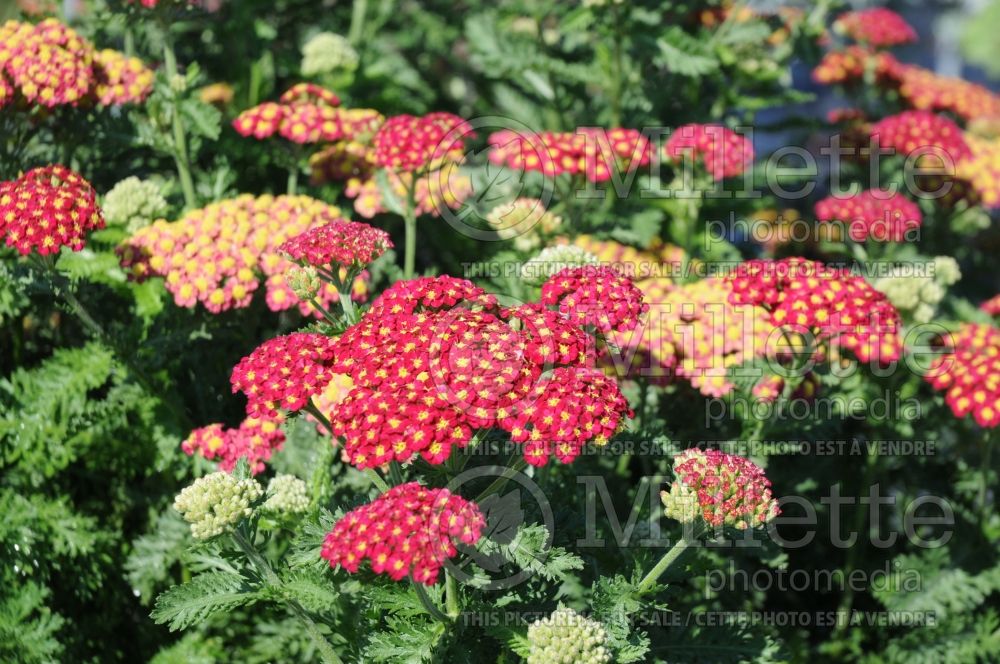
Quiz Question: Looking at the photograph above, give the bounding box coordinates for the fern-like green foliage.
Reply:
[476,523,584,583]
[152,571,261,631]
[0,581,65,664]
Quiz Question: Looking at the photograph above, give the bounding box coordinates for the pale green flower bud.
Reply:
[102,177,169,233]
[174,472,262,540]
[263,474,310,515]
[933,256,961,287]
[301,32,359,77]
[527,608,611,664]
[520,245,598,285]
[287,266,322,301]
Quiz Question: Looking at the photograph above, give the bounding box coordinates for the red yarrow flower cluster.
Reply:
[663,124,753,180]
[540,265,648,333]
[869,110,972,162]
[321,482,485,585]
[662,448,780,529]
[891,65,1000,123]
[0,19,153,109]
[0,165,104,255]
[487,128,653,182]
[834,8,917,47]
[811,47,901,86]
[345,165,473,220]
[118,194,367,315]
[372,113,473,172]
[181,416,286,474]
[925,323,1000,428]
[981,294,1000,317]
[230,332,338,418]
[727,258,903,364]
[814,190,922,242]
[233,83,382,145]
[280,218,392,269]
[324,275,635,468]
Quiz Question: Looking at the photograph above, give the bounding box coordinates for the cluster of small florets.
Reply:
[520,245,598,285]
[230,332,338,418]
[833,8,917,47]
[661,448,779,529]
[485,198,563,252]
[925,323,1000,428]
[181,416,286,474]
[487,128,653,183]
[958,134,1000,208]
[663,124,753,180]
[619,277,776,397]
[323,274,635,467]
[982,294,1000,317]
[320,482,485,585]
[873,256,961,324]
[309,140,377,184]
[526,608,612,664]
[233,83,382,145]
[540,265,648,333]
[102,177,169,233]
[372,113,473,172]
[0,165,105,255]
[891,65,1000,124]
[0,19,152,109]
[345,164,473,219]
[811,47,900,86]
[280,218,391,268]
[118,194,365,315]
[263,474,310,514]
[727,258,903,364]
[814,190,922,242]
[300,32,358,76]
[570,235,690,293]
[869,110,972,162]
[174,472,263,539]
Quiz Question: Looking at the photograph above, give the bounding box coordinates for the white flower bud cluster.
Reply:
[301,32,359,77]
[874,256,961,324]
[520,245,599,285]
[263,474,310,515]
[526,608,612,664]
[174,472,262,540]
[102,177,169,233]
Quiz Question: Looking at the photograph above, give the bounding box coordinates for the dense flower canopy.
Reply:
[814,190,923,242]
[811,47,900,85]
[663,123,753,180]
[0,165,105,255]
[372,112,473,172]
[661,448,780,529]
[925,323,1000,428]
[487,128,653,182]
[280,218,392,269]
[118,194,367,315]
[181,416,286,474]
[727,258,903,364]
[869,110,972,162]
[321,482,485,585]
[540,265,648,333]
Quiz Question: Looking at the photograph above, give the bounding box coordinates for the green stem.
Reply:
[444,570,460,619]
[308,296,339,325]
[402,182,418,279]
[348,0,368,46]
[980,430,993,519]
[287,167,299,196]
[637,524,704,593]
[411,580,450,623]
[834,446,879,633]
[231,531,342,664]
[364,468,390,493]
[339,289,357,324]
[389,462,404,486]
[162,35,198,210]
[476,458,528,501]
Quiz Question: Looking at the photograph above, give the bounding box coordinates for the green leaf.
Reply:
[151,571,260,631]
[180,99,222,141]
[363,616,445,664]
[655,28,719,77]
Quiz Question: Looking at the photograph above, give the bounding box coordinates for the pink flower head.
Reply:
[727,258,903,364]
[811,47,901,85]
[92,48,154,106]
[662,448,779,529]
[372,113,473,172]
[869,111,972,162]
[487,128,653,183]
[230,332,338,418]
[0,19,93,107]
[181,415,286,474]
[541,265,647,333]
[981,294,1000,317]
[925,323,1000,428]
[663,124,753,180]
[321,482,485,585]
[365,275,498,317]
[834,8,917,47]
[891,65,1000,124]
[0,165,104,255]
[814,190,922,242]
[280,219,392,268]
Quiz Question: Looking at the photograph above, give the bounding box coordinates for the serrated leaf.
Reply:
[151,571,260,631]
